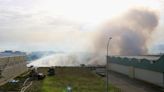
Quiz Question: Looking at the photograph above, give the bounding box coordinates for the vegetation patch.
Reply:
[26,67,120,92]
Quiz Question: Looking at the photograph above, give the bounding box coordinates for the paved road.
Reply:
[95,69,163,92]
[108,71,163,92]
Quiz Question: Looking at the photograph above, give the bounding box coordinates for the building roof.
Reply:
[0,52,26,58]
[109,55,164,72]
[111,55,161,61]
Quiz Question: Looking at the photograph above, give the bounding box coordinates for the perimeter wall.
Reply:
[108,55,164,87]
[0,56,27,85]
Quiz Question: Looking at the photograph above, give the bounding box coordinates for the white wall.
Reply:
[109,63,164,87]
[135,68,164,87]
[110,63,129,75]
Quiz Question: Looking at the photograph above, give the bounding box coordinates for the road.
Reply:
[95,68,163,92]
[109,71,164,92]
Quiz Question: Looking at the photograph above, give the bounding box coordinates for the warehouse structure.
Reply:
[108,55,164,87]
[0,51,27,85]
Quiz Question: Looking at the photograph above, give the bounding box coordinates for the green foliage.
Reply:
[26,67,120,92]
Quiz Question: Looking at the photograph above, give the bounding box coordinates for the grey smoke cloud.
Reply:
[96,8,159,55]
[29,8,160,67]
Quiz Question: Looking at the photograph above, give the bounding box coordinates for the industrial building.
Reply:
[0,51,27,85]
[108,55,164,87]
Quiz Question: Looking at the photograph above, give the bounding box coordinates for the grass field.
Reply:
[26,67,120,92]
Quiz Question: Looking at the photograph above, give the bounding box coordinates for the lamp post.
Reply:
[106,37,112,92]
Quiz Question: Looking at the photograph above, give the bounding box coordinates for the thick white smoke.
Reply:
[28,53,80,67]
[28,8,159,67]
[27,53,106,67]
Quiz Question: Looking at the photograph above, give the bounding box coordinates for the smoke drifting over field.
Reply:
[28,53,106,67]
[28,8,160,67]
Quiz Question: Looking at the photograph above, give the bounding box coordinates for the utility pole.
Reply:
[106,37,112,92]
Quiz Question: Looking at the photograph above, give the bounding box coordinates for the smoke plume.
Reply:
[95,8,159,55]
[28,8,160,67]
[27,53,105,67]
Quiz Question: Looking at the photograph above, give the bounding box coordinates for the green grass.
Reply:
[26,67,120,92]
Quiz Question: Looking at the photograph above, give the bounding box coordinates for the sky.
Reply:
[0,0,164,54]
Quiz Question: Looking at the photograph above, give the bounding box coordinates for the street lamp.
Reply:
[106,37,112,92]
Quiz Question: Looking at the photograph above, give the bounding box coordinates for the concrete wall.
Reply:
[109,63,129,75]
[135,68,164,87]
[0,56,27,85]
[109,63,164,87]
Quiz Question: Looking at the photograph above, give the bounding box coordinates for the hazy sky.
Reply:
[0,0,164,53]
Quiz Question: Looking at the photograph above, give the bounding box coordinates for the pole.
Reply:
[106,37,112,92]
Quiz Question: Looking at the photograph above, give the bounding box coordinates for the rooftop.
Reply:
[109,55,164,72]
[111,55,161,61]
[0,50,26,58]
